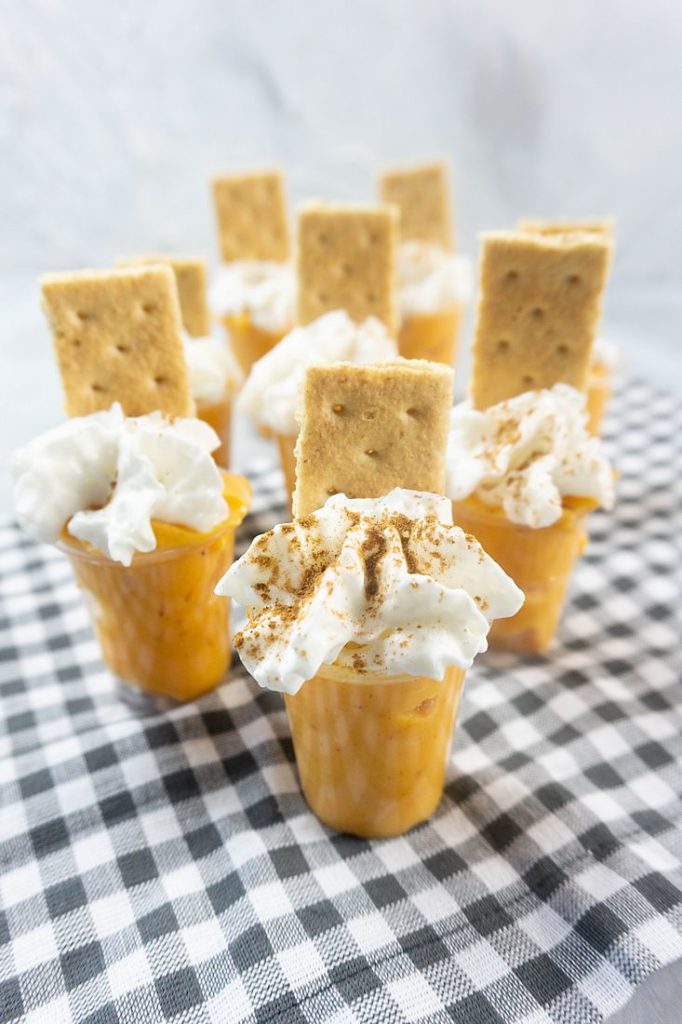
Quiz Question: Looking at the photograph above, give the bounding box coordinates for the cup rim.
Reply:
[57,516,236,566]
[305,660,466,689]
[451,494,595,532]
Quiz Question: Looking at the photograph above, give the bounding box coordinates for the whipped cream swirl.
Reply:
[237,310,398,435]
[217,489,523,694]
[13,404,227,566]
[397,241,472,316]
[182,333,241,405]
[446,384,614,528]
[210,260,295,333]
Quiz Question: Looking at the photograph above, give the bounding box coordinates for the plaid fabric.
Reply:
[1,377,681,1024]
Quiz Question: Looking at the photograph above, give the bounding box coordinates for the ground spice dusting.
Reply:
[236,502,492,675]
[360,527,388,601]
[254,554,280,588]
[403,540,418,575]
[494,417,521,449]
[352,652,367,673]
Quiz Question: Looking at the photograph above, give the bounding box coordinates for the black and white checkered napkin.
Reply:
[1,378,682,1024]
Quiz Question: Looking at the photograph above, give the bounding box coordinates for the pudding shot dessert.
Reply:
[118,254,240,465]
[219,361,523,837]
[518,218,616,434]
[239,202,400,504]
[380,162,471,366]
[448,230,613,653]
[27,266,250,701]
[447,386,613,653]
[210,169,295,375]
[238,312,397,504]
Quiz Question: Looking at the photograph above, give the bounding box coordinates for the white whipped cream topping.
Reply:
[446,384,614,529]
[13,404,227,566]
[237,310,398,435]
[217,489,523,694]
[182,333,242,405]
[210,260,295,333]
[397,241,473,316]
[591,336,621,375]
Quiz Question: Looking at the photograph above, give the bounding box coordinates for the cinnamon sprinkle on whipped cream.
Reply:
[216,489,523,693]
[446,384,614,528]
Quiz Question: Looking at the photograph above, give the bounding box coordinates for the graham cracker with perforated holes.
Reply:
[211,170,290,263]
[293,360,453,517]
[469,231,612,410]
[379,162,453,249]
[116,255,211,337]
[296,203,398,333]
[517,218,614,240]
[41,266,193,419]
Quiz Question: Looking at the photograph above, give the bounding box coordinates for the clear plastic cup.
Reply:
[59,473,251,702]
[452,496,595,654]
[197,392,232,468]
[221,313,289,377]
[397,307,464,367]
[586,360,611,435]
[285,662,466,838]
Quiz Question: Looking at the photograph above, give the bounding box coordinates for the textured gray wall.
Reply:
[2,0,680,492]
[3,1,680,280]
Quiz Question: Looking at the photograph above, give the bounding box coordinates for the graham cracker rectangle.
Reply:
[211,169,290,263]
[293,359,453,517]
[296,203,398,333]
[517,217,613,239]
[379,162,453,249]
[469,231,612,410]
[41,266,193,419]
[117,255,211,337]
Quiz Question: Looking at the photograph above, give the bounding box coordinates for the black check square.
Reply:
[186,823,222,860]
[329,959,381,1004]
[45,878,88,918]
[297,899,343,938]
[576,904,629,953]
[84,744,118,774]
[30,818,70,857]
[19,768,53,799]
[207,872,246,915]
[365,875,406,909]
[464,894,514,937]
[61,942,105,990]
[270,845,308,879]
[99,791,136,827]
[255,994,306,1023]
[635,873,682,913]
[448,992,505,1024]
[516,954,572,1006]
[163,768,201,803]
[156,968,203,1016]
[138,904,179,943]
[118,850,158,888]
[401,925,450,969]
[229,924,273,971]
[0,978,23,1021]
